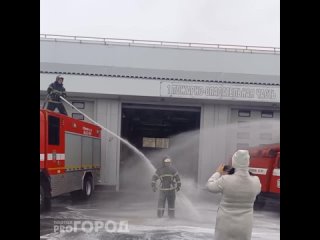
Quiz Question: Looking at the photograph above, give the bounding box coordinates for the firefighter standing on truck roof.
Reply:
[46,75,68,115]
[151,156,181,218]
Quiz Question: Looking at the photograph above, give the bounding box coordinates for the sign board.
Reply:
[160,81,280,103]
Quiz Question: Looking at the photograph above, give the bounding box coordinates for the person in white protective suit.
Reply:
[206,150,261,240]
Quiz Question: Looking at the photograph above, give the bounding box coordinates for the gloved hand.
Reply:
[152,183,157,192]
[176,187,180,192]
[50,92,61,99]
[51,89,61,94]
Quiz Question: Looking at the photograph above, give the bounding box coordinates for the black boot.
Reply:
[157,209,164,218]
[168,209,175,219]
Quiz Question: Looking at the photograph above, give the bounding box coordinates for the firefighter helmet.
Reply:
[162,156,172,166]
[56,75,64,81]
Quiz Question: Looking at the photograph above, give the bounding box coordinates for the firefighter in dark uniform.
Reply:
[151,157,181,218]
[46,75,68,115]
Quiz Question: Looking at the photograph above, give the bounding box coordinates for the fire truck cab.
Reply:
[248,144,280,208]
[40,109,102,211]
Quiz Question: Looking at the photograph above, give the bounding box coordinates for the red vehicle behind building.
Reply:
[40,109,102,211]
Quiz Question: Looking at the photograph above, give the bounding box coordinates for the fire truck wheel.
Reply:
[82,176,93,199]
[40,185,51,212]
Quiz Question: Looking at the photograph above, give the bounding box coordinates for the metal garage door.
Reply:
[227,109,280,155]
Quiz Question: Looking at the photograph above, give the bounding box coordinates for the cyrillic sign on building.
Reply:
[160,82,280,103]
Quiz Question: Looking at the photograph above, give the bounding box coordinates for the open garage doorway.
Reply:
[119,103,201,190]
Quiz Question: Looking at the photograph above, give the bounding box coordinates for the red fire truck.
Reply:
[248,143,280,208]
[40,109,102,211]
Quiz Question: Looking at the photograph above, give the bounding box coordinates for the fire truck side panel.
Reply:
[50,174,68,197]
[82,137,93,169]
[50,172,89,197]
[92,139,101,186]
[65,133,82,169]
[50,133,99,197]
[93,139,101,169]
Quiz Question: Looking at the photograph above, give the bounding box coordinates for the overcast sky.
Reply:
[40,0,279,47]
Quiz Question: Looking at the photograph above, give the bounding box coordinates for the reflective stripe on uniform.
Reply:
[168,208,175,210]
[48,100,63,103]
[159,187,176,191]
[160,174,174,178]
[160,174,174,182]
[157,208,165,210]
